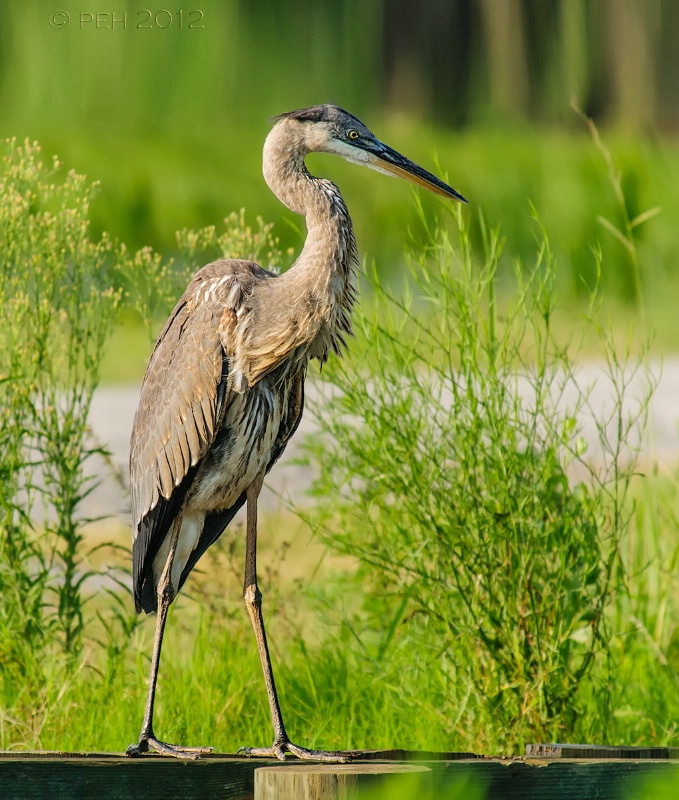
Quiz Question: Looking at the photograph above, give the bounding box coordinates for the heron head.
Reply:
[273,104,467,203]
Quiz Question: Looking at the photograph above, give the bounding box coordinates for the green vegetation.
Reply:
[1,127,678,760]
[18,127,679,328]
[0,139,293,748]
[0,139,121,679]
[2,2,679,357]
[300,198,677,751]
[79,123,679,384]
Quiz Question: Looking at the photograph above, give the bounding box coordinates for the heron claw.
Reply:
[238,740,348,763]
[126,735,214,760]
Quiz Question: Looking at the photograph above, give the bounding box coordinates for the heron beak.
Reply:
[363,140,467,203]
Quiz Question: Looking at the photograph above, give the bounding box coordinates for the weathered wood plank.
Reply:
[526,742,679,759]
[0,749,479,762]
[254,763,432,800]
[0,752,677,800]
[337,748,483,761]
[0,754,266,800]
[432,759,679,799]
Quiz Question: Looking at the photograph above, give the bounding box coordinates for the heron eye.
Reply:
[347,129,359,140]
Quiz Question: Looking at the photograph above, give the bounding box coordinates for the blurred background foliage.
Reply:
[1,0,678,355]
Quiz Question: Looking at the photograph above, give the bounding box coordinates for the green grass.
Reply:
[2,110,679,761]
[3,469,679,755]
[0,515,458,754]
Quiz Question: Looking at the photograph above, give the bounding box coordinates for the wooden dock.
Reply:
[1,747,677,799]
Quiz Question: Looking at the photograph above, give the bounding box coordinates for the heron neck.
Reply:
[264,158,356,274]
[259,128,358,365]
[262,130,357,285]
[292,174,356,282]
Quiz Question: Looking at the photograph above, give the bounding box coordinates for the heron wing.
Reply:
[130,259,270,613]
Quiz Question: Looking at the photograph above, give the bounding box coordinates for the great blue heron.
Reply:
[126,104,466,761]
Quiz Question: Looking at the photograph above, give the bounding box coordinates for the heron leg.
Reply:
[238,473,347,763]
[126,522,214,760]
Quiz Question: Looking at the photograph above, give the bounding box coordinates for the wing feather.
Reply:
[185,414,201,465]
[158,449,173,498]
[171,424,187,481]
[201,394,215,436]
[130,259,272,613]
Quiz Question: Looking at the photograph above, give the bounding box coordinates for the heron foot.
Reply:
[238,739,348,763]
[126,735,215,760]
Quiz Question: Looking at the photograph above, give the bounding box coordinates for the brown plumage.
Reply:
[127,104,466,761]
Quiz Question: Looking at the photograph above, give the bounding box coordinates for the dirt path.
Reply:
[84,359,677,530]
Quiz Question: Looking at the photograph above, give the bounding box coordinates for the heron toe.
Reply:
[126,736,214,760]
[238,740,348,763]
